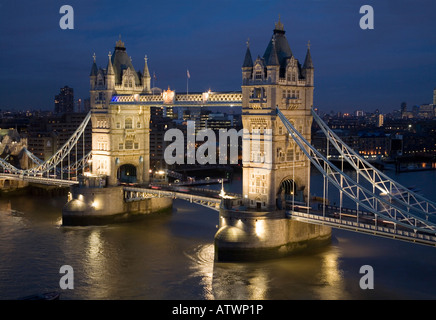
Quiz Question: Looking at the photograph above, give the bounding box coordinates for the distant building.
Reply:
[355,110,364,117]
[54,86,74,114]
[358,131,389,157]
[149,107,176,171]
[376,114,384,127]
[27,132,59,161]
[83,98,91,112]
[433,88,436,106]
[418,104,434,119]
[27,112,91,162]
[206,112,234,132]
[76,99,82,113]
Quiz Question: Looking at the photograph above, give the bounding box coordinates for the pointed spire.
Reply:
[143,55,150,78]
[266,36,279,66]
[107,51,114,75]
[303,40,314,69]
[115,35,126,51]
[274,14,285,33]
[242,38,253,68]
[90,53,98,76]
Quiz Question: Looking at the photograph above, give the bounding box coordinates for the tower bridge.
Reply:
[1,20,436,260]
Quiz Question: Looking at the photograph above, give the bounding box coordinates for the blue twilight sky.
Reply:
[0,0,435,113]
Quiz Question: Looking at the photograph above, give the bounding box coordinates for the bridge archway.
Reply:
[117,164,137,184]
[3,180,10,188]
[277,177,304,209]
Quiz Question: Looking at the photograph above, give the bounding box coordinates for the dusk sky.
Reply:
[0,0,435,113]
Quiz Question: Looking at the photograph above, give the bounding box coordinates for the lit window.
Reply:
[125,118,133,129]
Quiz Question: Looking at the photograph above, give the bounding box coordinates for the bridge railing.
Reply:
[123,186,222,211]
[288,211,436,246]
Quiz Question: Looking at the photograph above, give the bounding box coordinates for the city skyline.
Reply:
[1,0,436,113]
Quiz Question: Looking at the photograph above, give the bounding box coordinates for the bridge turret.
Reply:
[142,55,151,93]
[90,53,98,90]
[302,42,314,87]
[242,39,253,85]
[265,37,280,84]
[106,51,115,90]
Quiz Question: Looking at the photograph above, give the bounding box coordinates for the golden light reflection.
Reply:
[83,228,113,299]
[247,269,267,300]
[255,220,265,239]
[186,244,215,300]
[187,244,269,300]
[211,262,269,300]
[88,229,103,261]
[318,249,347,300]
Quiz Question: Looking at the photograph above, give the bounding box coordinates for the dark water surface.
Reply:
[1,169,436,300]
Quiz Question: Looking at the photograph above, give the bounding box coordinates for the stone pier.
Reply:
[62,176,172,226]
[214,205,331,261]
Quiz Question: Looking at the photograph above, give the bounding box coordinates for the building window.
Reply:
[97,92,105,103]
[119,143,123,150]
[286,148,294,161]
[125,118,133,129]
[277,148,285,162]
[134,142,139,149]
[116,122,120,129]
[137,122,141,128]
[125,140,133,149]
[124,76,134,88]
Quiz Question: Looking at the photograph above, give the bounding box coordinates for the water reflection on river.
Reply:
[0,170,436,300]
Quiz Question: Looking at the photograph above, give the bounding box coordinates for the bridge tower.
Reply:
[214,19,329,261]
[89,38,152,186]
[241,19,314,211]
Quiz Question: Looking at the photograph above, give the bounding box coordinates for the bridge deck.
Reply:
[123,186,224,211]
[0,173,78,187]
[286,205,436,247]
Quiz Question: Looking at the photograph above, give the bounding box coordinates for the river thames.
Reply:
[1,168,436,300]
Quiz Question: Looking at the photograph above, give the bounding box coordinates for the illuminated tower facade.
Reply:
[89,38,152,185]
[241,19,314,211]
